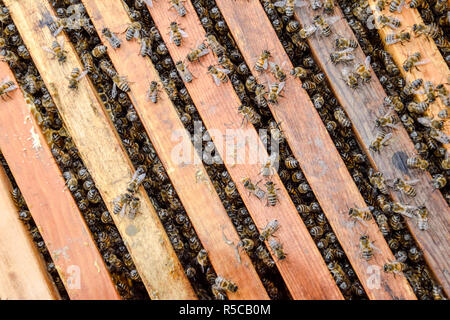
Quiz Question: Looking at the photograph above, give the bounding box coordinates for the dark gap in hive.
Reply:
[0,0,149,300]
[118,0,292,299]
[0,151,69,299]
[189,0,367,299]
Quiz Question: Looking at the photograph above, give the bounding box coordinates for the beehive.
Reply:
[0,0,448,300]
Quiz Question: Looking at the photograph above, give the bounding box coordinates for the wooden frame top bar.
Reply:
[0,164,60,300]
[215,0,416,299]
[81,0,268,300]
[147,0,343,300]
[0,60,118,299]
[4,0,196,299]
[289,3,450,295]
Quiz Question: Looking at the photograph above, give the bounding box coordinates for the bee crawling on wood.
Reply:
[269,238,286,260]
[169,21,188,46]
[330,48,355,64]
[313,15,340,37]
[146,81,161,103]
[169,0,187,17]
[385,30,411,45]
[260,153,279,177]
[186,41,210,63]
[273,0,305,17]
[207,65,231,86]
[0,77,17,99]
[375,107,399,130]
[67,67,88,90]
[259,219,280,241]
[267,80,285,105]
[214,276,238,293]
[241,177,265,199]
[175,60,194,83]
[403,52,429,72]
[341,67,358,89]
[389,0,405,13]
[265,181,280,206]
[377,15,401,30]
[254,49,271,72]
[42,39,67,63]
[102,27,121,49]
[348,206,373,225]
[384,260,408,274]
[269,61,287,82]
[370,130,393,152]
[124,22,142,41]
[359,235,379,261]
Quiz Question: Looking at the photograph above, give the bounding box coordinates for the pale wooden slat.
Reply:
[0,60,119,299]
[80,0,269,300]
[4,0,196,299]
[147,0,343,299]
[215,0,417,299]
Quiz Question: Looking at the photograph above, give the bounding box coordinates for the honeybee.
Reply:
[414,206,429,231]
[238,104,261,126]
[112,74,130,98]
[393,178,418,197]
[0,78,17,99]
[268,81,285,104]
[265,181,279,206]
[375,108,398,129]
[146,81,161,103]
[268,238,286,260]
[124,22,142,41]
[389,0,405,12]
[127,197,140,219]
[237,238,254,252]
[376,213,391,236]
[330,48,355,64]
[334,108,351,127]
[207,65,231,86]
[436,84,450,107]
[429,128,450,144]
[260,153,278,177]
[432,285,446,300]
[67,68,88,90]
[432,174,447,189]
[169,0,187,16]
[385,30,411,45]
[403,52,429,72]
[348,206,373,224]
[43,39,66,63]
[102,28,121,48]
[313,15,340,37]
[407,101,429,114]
[406,156,429,170]
[186,42,209,63]
[127,168,146,195]
[335,37,358,50]
[206,33,226,56]
[359,235,376,261]
[290,66,309,79]
[245,76,258,92]
[299,24,317,39]
[256,245,276,267]
[392,202,418,218]
[196,249,208,272]
[241,177,265,199]
[80,51,95,74]
[412,23,441,39]
[341,67,358,89]
[259,219,280,241]
[377,15,401,29]
[370,131,393,152]
[214,276,238,293]
[269,61,287,82]
[175,61,193,83]
[169,22,188,47]
[255,50,271,72]
[255,84,268,108]
[384,260,408,274]
[323,0,335,14]
[423,81,436,103]
[273,0,303,17]
[113,193,131,217]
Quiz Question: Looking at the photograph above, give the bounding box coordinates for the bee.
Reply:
[290,66,309,79]
[260,153,278,177]
[269,62,287,82]
[196,249,208,272]
[407,101,428,114]
[102,28,121,48]
[422,81,436,103]
[237,238,254,252]
[67,68,88,90]
[376,212,391,236]
[259,219,280,241]
[146,81,161,103]
[359,235,376,261]
[403,52,428,72]
[245,76,258,92]
[254,84,268,108]
[207,65,230,86]
[430,128,450,144]
[412,23,441,39]
[241,177,265,199]
[335,37,358,50]
[384,260,408,274]
[389,0,405,12]
[175,61,193,83]
[255,50,271,72]
[299,24,317,39]
[113,193,131,217]
[436,84,450,107]
[42,39,66,63]
[406,156,429,170]
[273,0,303,17]
[81,51,95,74]
[370,131,393,152]
[348,206,373,224]
[268,81,285,104]
[128,197,140,219]
[376,0,388,11]
[256,245,276,268]
[186,42,209,63]
[375,108,398,129]
[323,0,335,14]
[126,168,146,195]
[0,78,17,99]
[393,178,418,197]
[269,238,286,260]
[432,285,446,300]
[330,48,355,64]
[409,0,427,8]
[334,108,351,127]
[124,22,142,41]
[432,174,446,189]
[286,20,300,33]
[169,0,187,17]
[341,67,358,89]
[377,15,401,29]
[214,276,238,293]
[313,15,339,37]
[206,33,226,56]
[265,181,279,206]
[348,18,367,38]
[385,30,411,45]
[169,22,188,46]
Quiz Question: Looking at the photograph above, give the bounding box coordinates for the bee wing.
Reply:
[397,0,405,12]
[269,61,277,71]
[179,29,188,38]
[143,0,153,8]
[370,242,382,253]
[338,47,354,54]
[169,30,174,42]
[211,73,221,86]
[42,46,56,56]
[381,132,393,144]
[341,66,351,76]
[387,23,399,30]
[119,202,128,218]
[325,16,341,26]
[2,84,18,93]
[75,70,88,81]
[417,116,432,127]
[111,82,118,99]
[365,55,371,68]
[405,179,419,186]
[414,59,430,66]
[135,173,147,185]
[295,0,309,7]
[216,67,231,74]
[273,0,287,7]
[263,58,268,70]
[277,81,286,94]
[134,29,140,39]
[305,24,317,34]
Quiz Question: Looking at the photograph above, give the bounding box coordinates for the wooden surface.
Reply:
[0,60,118,299]
[287,3,450,295]
[4,0,196,300]
[0,165,60,300]
[81,0,268,300]
[367,1,450,147]
[147,0,344,300]
[215,0,417,300]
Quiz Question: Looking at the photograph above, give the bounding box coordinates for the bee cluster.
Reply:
[0,152,69,299]
[261,0,447,299]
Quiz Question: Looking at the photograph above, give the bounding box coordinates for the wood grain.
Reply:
[0,164,60,300]
[0,60,118,299]
[216,0,417,299]
[367,1,450,147]
[81,0,268,300]
[147,0,344,300]
[288,3,450,295]
[4,0,196,300]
